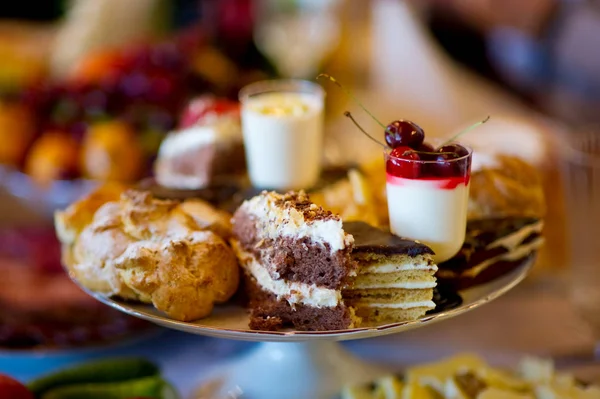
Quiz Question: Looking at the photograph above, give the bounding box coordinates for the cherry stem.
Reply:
[440,115,490,147]
[344,111,387,149]
[317,74,386,129]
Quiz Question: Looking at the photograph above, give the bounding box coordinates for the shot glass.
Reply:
[385,146,472,263]
[239,79,325,191]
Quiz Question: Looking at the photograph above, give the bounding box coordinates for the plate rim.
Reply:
[81,254,534,342]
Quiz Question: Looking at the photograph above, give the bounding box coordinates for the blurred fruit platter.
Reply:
[0,25,273,186]
[0,227,154,351]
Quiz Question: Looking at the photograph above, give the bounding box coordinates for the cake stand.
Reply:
[74,256,534,399]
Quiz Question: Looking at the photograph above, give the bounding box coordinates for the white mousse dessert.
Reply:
[239,80,325,190]
[384,138,472,263]
[387,174,470,263]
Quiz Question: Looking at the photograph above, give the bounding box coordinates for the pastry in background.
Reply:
[310,168,383,227]
[341,353,600,399]
[437,217,544,290]
[154,96,245,190]
[55,188,239,321]
[468,153,546,220]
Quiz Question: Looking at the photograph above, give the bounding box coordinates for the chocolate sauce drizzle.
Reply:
[428,284,463,314]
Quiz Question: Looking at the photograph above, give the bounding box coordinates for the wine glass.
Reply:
[559,127,600,355]
[252,0,342,79]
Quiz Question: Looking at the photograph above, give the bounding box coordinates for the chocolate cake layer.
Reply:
[232,203,355,289]
[441,255,535,291]
[245,274,354,331]
[344,222,434,257]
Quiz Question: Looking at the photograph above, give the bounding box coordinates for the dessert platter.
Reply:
[53,76,546,398]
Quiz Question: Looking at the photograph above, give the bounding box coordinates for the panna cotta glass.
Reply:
[239,79,325,190]
[385,146,472,263]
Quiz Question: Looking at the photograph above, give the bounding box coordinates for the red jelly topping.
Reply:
[386,173,470,189]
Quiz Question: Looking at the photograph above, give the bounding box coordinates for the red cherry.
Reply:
[384,120,425,149]
[386,146,421,179]
[0,374,34,399]
[432,152,461,177]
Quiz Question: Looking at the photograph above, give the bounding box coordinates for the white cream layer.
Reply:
[352,281,437,289]
[241,192,351,252]
[488,220,544,251]
[361,300,436,309]
[437,237,544,279]
[234,242,340,308]
[361,260,437,274]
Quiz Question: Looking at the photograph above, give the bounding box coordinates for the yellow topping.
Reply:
[248,93,312,116]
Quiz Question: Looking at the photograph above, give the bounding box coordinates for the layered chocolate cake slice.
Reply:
[342,222,438,324]
[437,217,544,289]
[231,191,358,331]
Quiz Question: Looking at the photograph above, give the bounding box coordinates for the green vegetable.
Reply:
[40,376,165,399]
[161,381,180,399]
[28,358,159,397]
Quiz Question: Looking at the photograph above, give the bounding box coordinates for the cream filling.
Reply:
[352,281,437,289]
[242,247,341,308]
[242,192,351,252]
[359,300,436,309]
[487,220,544,251]
[361,261,437,274]
[437,237,544,279]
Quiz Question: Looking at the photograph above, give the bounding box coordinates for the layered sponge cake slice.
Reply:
[231,191,359,331]
[343,222,438,324]
[231,192,438,331]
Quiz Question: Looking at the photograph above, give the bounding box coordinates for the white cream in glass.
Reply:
[385,147,472,263]
[239,80,325,190]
